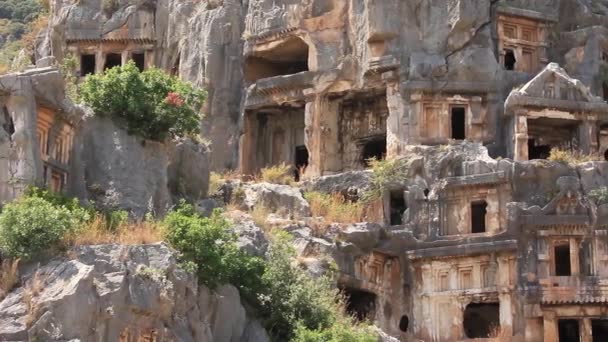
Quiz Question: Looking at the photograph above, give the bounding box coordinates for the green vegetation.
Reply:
[79,61,206,141]
[362,157,410,201]
[163,205,376,341]
[0,190,376,341]
[590,187,608,206]
[163,203,265,301]
[0,196,82,260]
[0,0,46,73]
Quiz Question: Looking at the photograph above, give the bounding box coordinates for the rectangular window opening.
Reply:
[361,135,387,166]
[294,145,309,182]
[104,53,122,71]
[558,319,580,342]
[132,52,145,72]
[471,200,487,233]
[504,49,516,70]
[389,190,407,225]
[80,54,96,76]
[592,319,608,342]
[555,243,572,276]
[451,106,466,140]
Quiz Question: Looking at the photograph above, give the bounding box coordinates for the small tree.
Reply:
[79,61,206,141]
[0,196,81,259]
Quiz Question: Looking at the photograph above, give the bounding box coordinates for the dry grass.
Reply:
[251,205,274,232]
[305,192,366,224]
[64,215,163,246]
[0,259,19,300]
[210,169,246,195]
[258,163,294,185]
[23,269,45,327]
[548,148,601,166]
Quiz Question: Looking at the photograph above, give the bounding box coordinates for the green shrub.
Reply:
[362,158,410,201]
[163,203,265,300]
[24,186,93,223]
[292,320,377,342]
[79,61,206,141]
[590,187,608,206]
[0,196,81,259]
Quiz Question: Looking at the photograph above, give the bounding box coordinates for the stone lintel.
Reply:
[403,80,498,95]
[506,94,608,115]
[521,215,589,227]
[495,5,558,22]
[406,240,517,260]
[443,171,506,188]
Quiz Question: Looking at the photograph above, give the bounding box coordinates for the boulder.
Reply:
[239,182,311,218]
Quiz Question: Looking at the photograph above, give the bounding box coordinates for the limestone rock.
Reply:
[239,182,311,218]
[0,244,269,342]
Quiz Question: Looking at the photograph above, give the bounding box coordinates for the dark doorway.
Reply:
[294,145,309,182]
[361,136,387,166]
[132,52,145,72]
[2,106,14,136]
[463,303,500,338]
[504,49,516,70]
[341,287,377,322]
[604,149,608,161]
[471,200,487,233]
[104,53,122,71]
[555,243,572,276]
[80,54,96,76]
[399,315,409,332]
[528,139,552,160]
[558,319,580,342]
[244,36,310,82]
[390,190,407,225]
[592,319,608,342]
[603,82,608,101]
[451,107,466,140]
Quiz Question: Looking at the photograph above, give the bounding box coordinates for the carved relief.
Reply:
[497,14,547,73]
[37,107,74,193]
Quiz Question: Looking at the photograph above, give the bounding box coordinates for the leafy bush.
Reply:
[362,158,410,201]
[163,203,265,300]
[292,320,377,342]
[304,192,365,223]
[0,196,81,259]
[590,187,608,206]
[259,163,294,185]
[79,61,206,141]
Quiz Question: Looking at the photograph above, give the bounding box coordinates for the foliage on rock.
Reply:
[362,157,410,201]
[590,187,608,206]
[259,162,294,185]
[79,61,206,141]
[163,202,265,300]
[304,191,365,223]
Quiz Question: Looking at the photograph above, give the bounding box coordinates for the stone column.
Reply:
[513,109,529,161]
[385,77,407,158]
[408,92,423,144]
[95,50,105,74]
[499,292,514,337]
[578,119,598,155]
[543,312,558,342]
[239,111,256,175]
[5,82,42,198]
[582,318,592,342]
[571,238,580,276]
[121,50,129,67]
[304,95,341,177]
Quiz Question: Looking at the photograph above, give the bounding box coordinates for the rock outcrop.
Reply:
[0,244,268,342]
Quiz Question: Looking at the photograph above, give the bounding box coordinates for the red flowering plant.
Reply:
[79,61,206,141]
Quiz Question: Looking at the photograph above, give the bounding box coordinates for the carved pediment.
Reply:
[505,63,608,113]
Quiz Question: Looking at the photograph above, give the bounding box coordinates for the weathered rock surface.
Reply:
[237,182,311,218]
[0,244,269,342]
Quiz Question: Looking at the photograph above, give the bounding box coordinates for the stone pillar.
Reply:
[408,92,423,144]
[304,95,341,177]
[121,50,129,66]
[513,109,529,161]
[582,318,592,342]
[499,292,514,336]
[96,50,105,74]
[4,83,42,199]
[385,77,407,158]
[578,120,598,155]
[239,111,256,175]
[543,312,558,342]
[571,238,580,276]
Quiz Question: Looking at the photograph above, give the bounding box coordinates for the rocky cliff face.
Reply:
[0,244,268,342]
